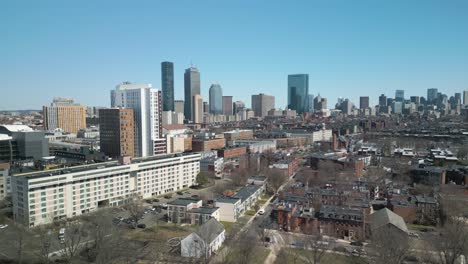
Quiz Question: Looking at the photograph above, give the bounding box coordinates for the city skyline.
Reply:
[2,1,468,110]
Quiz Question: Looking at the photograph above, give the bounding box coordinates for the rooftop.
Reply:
[190,207,219,214]
[233,185,262,203]
[13,152,201,179]
[215,196,241,204]
[370,208,408,233]
[194,218,225,244]
[168,198,201,206]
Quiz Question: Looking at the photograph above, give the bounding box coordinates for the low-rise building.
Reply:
[167,197,220,225]
[215,196,242,222]
[192,138,225,152]
[181,218,225,259]
[200,156,224,178]
[228,139,276,153]
[217,146,246,159]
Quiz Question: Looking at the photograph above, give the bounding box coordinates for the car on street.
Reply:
[258,209,265,215]
[350,241,363,246]
[0,224,8,229]
[160,203,168,209]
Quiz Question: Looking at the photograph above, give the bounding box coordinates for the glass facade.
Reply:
[209,83,223,114]
[288,74,309,114]
[161,61,174,111]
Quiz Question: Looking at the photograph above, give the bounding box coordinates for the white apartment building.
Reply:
[111,82,165,157]
[12,153,201,227]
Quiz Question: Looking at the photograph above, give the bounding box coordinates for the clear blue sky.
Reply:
[2,0,468,110]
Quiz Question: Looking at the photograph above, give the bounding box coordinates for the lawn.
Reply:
[245,210,256,216]
[128,223,193,241]
[250,247,271,264]
[220,221,234,235]
[408,224,435,232]
[275,249,366,264]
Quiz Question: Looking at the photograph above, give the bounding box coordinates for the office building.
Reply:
[111,82,164,157]
[203,102,209,113]
[184,67,201,121]
[99,108,135,158]
[0,125,49,161]
[43,98,86,134]
[464,91,468,105]
[251,93,275,117]
[209,83,223,114]
[378,94,387,107]
[427,88,438,104]
[11,153,201,227]
[410,96,421,105]
[222,96,233,116]
[161,61,174,111]
[175,100,184,115]
[233,101,245,114]
[287,74,309,114]
[308,94,314,113]
[359,96,369,109]
[395,90,405,102]
[192,94,203,123]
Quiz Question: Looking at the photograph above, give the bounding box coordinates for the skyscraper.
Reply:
[161,61,174,111]
[192,94,203,123]
[288,74,309,114]
[111,82,164,157]
[99,108,135,158]
[463,90,468,105]
[251,93,275,117]
[308,95,314,113]
[43,97,86,133]
[209,83,223,114]
[427,88,438,104]
[359,96,369,109]
[395,90,405,102]
[174,100,184,115]
[184,67,201,121]
[233,101,245,114]
[222,96,233,116]
[378,94,387,107]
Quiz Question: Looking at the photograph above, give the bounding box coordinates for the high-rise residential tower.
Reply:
[99,108,135,158]
[288,74,309,114]
[251,93,275,117]
[184,67,201,121]
[161,61,174,111]
[43,97,86,133]
[111,82,164,157]
[222,96,233,116]
[209,83,223,114]
[192,94,203,123]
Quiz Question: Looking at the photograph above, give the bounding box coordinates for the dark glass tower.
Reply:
[161,61,174,111]
[288,74,309,114]
[184,67,201,121]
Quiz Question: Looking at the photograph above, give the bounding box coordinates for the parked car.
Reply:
[160,203,168,209]
[164,194,172,199]
[153,198,160,203]
[350,241,363,246]
[0,224,8,229]
[191,194,199,198]
[177,191,184,195]
[258,209,265,215]
[137,224,146,229]
[408,232,420,238]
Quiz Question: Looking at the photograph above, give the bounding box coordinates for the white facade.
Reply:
[111,82,163,157]
[215,197,241,222]
[181,230,225,259]
[12,153,201,227]
[311,129,333,142]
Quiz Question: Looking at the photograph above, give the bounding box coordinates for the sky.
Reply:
[2,0,468,110]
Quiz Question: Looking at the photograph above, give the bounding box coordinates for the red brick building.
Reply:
[217,146,247,159]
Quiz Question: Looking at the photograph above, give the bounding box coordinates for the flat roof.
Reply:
[13,152,201,179]
[168,198,201,206]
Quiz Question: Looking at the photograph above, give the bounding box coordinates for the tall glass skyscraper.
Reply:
[184,67,200,121]
[288,74,309,114]
[427,88,438,104]
[209,83,223,114]
[161,61,174,111]
[395,89,405,102]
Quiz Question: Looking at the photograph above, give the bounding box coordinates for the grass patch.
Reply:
[220,221,234,235]
[245,210,256,216]
[128,223,193,241]
[408,224,435,232]
[275,249,366,264]
[250,247,271,264]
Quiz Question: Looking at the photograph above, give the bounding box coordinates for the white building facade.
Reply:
[111,82,165,157]
[12,153,201,227]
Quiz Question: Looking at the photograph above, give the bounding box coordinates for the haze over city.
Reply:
[2,0,468,110]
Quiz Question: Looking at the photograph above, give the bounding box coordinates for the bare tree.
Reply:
[123,194,144,224]
[60,222,85,262]
[36,226,53,264]
[13,223,27,264]
[368,226,409,264]
[457,145,468,160]
[268,169,287,194]
[301,234,334,264]
[434,218,468,264]
[318,160,340,181]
